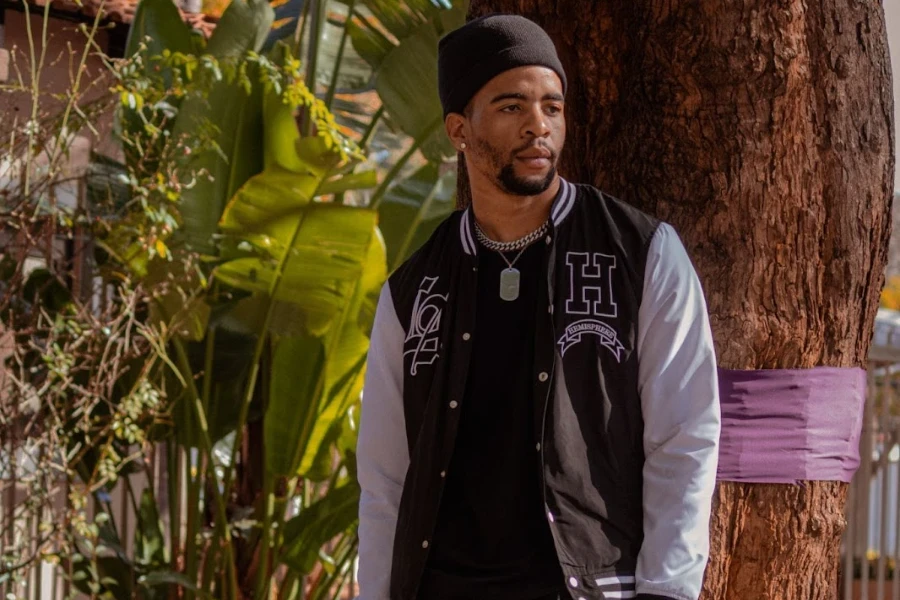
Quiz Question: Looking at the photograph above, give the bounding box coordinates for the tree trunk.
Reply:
[466,0,894,598]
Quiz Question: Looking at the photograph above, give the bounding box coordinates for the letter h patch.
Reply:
[565,252,618,317]
[558,252,624,361]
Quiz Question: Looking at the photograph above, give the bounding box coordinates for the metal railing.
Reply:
[842,365,900,600]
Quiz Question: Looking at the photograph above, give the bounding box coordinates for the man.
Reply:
[357,14,720,600]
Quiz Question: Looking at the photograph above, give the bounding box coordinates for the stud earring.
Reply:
[460,142,467,150]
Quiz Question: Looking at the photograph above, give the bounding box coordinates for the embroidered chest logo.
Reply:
[558,252,625,361]
[404,276,448,376]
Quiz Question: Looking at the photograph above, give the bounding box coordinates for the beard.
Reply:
[471,135,559,197]
[498,162,557,196]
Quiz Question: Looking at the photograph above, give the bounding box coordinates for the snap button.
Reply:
[536,443,541,451]
[462,333,471,341]
[440,471,446,478]
[538,372,549,382]
[569,576,579,588]
[547,511,555,523]
[422,540,429,549]
[449,400,458,409]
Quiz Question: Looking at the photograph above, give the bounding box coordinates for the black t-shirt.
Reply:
[418,238,564,600]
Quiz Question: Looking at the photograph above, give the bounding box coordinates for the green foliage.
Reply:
[342,0,465,261]
[168,0,274,256]
[348,0,462,157]
[378,161,457,270]
[125,0,194,61]
[281,481,362,574]
[1,0,467,599]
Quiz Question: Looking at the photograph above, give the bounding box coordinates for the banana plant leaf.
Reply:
[215,132,379,334]
[140,257,251,449]
[279,480,361,574]
[165,321,256,448]
[206,0,274,60]
[357,227,387,332]
[337,405,359,476]
[296,230,386,479]
[265,333,327,475]
[263,89,309,173]
[347,0,464,163]
[211,105,381,457]
[208,291,317,339]
[124,0,193,62]
[172,0,274,256]
[214,208,376,336]
[144,257,211,342]
[218,161,324,242]
[320,169,378,195]
[300,0,377,96]
[378,161,455,270]
[301,402,360,483]
[200,327,257,441]
[350,0,447,41]
[263,226,384,477]
[302,417,348,482]
[174,84,265,256]
[215,125,383,471]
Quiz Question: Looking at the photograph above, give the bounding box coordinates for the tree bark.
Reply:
[466,0,894,598]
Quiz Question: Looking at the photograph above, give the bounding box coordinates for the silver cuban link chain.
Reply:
[473,219,550,253]
[473,218,550,301]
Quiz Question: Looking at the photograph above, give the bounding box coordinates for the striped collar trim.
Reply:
[550,177,577,225]
[460,178,576,256]
[459,206,477,256]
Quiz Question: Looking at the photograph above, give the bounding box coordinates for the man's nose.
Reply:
[522,105,551,138]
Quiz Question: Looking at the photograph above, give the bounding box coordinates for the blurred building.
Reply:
[879,5,899,281]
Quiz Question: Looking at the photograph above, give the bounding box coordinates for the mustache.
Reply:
[512,141,557,158]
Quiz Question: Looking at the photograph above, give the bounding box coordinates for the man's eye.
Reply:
[501,105,520,112]
[546,105,562,115]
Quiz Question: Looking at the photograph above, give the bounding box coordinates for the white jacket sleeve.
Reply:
[357,283,409,600]
[635,223,721,600]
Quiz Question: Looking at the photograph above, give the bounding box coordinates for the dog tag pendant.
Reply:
[499,268,520,301]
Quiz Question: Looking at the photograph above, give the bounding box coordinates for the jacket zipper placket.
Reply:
[409,236,481,600]
[539,229,559,546]
[539,355,555,506]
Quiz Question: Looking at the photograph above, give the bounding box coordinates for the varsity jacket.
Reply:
[357,179,720,600]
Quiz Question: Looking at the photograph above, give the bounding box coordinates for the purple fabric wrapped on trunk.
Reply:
[716,366,866,483]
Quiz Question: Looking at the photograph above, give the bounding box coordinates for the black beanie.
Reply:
[437,14,567,117]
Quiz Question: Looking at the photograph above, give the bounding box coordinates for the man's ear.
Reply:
[445,113,468,151]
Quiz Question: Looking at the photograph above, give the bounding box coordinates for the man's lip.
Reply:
[517,152,552,159]
[517,156,551,169]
